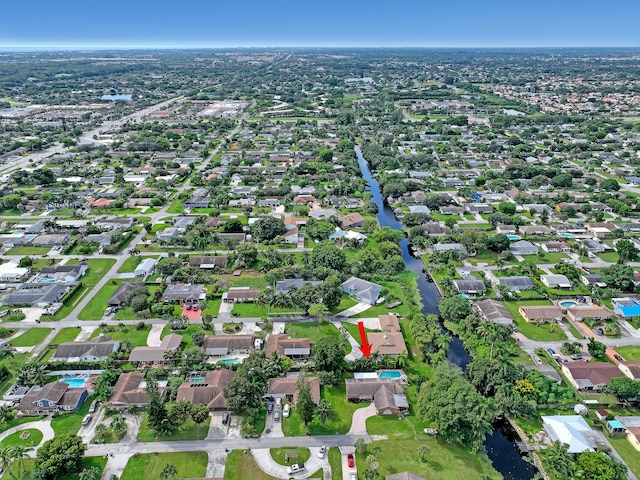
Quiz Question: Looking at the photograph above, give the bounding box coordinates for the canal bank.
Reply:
[355,145,536,480]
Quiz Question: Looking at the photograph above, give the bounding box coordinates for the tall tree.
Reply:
[35,434,86,479]
[296,372,316,426]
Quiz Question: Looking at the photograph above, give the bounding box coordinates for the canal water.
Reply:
[355,146,536,480]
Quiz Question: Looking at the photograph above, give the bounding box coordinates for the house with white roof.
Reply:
[541,415,595,453]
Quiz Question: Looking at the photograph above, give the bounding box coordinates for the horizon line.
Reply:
[1,44,640,51]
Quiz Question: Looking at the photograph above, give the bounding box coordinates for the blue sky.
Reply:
[2,0,639,48]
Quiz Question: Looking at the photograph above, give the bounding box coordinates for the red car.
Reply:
[347,453,355,468]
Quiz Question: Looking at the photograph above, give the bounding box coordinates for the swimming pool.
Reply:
[219,358,239,365]
[560,233,576,239]
[507,235,521,241]
[61,377,88,388]
[560,301,576,308]
[189,377,205,383]
[379,370,402,379]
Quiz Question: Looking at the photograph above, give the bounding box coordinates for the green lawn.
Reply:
[609,437,640,478]
[160,324,206,350]
[10,328,52,347]
[121,452,207,480]
[283,383,367,436]
[51,398,92,436]
[118,255,160,273]
[78,282,119,320]
[355,437,501,480]
[40,285,91,321]
[286,322,341,344]
[50,327,81,344]
[231,302,267,317]
[137,414,210,441]
[351,272,421,319]
[224,450,276,480]
[218,273,269,289]
[329,447,342,480]
[0,428,43,448]
[82,258,117,284]
[597,251,619,263]
[6,246,51,255]
[504,301,567,341]
[522,252,569,265]
[269,447,310,465]
[89,324,152,347]
[332,294,358,314]
[615,346,640,361]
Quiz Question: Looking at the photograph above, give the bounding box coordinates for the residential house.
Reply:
[107,372,167,411]
[475,299,514,325]
[266,335,311,359]
[510,240,539,256]
[51,335,119,362]
[439,206,464,215]
[0,262,30,282]
[275,279,322,295]
[562,362,623,392]
[266,376,321,404]
[203,335,254,357]
[17,382,88,416]
[496,224,517,235]
[433,243,468,256]
[222,287,259,303]
[94,218,135,230]
[540,274,572,289]
[452,279,486,295]
[542,241,571,253]
[465,203,493,214]
[128,334,183,365]
[5,283,70,307]
[587,223,616,239]
[497,276,535,291]
[85,230,119,246]
[614,417,640,452]
[218,232,246,244]
[39,264,87,283]
[580,274,607,288]
[345,378,409,415]
[107,282,146,307]
[30,234,71,247]
[282,227,300,244]
[618,362,640,381]
[541,416,595,453]
[134,258,157,277]
[519,225,552,236]
[162,284,206,304]
[582,238,607,254]
[519,305,563,323]
[566,306,613,323]
[340,213,366,229]
[205,217,226,229]
[612,298,640,318]
[368,316,407,357]
[341,277,382,305]
[188,256,229,271]
[175,370,235,411]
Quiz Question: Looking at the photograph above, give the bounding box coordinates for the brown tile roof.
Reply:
[567,306,613,320]
[340,213,365,228]
[565,361,623,385]
[519,305,563,320]
[176,370,235,410]
[128,334,182,363]
[266,335,311,356]
[203,335,254,352]
[378,314,401,332]
[18,382,68,412]
[346,378,404,400]
[226,288,260,300]
[267,376,321,403]
[108,372,165,408]
[368,332,407,356]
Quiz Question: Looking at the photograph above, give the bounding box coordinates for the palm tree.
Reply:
[95,423,108,441]
[11,445,31,474]
[417,444,429,463]
[476,320,499,360]
[0,346,14,364]
[545,441,575,479]
[308,303,329,332]
[394,353,410,369]
[128,247,140,256]
[111,413,127,437]
[0,446,13,477]
[315,400,335,426]
[0,405,15,424]
[160,463,178,480]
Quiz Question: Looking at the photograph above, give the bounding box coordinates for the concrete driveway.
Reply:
[335,302,372,318]
[78,407,105,443]
[253,446,328,479]
[340,447,357,480]
[0,420,54,456]
[146,324,164,347]
[262,406,284,438]
[207,413,227,439]
[347,404,377,436]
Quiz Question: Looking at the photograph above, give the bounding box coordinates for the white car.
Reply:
[283,403,290,418]
[287,464,306,475]
[350,472,357,480]
[318,446,327,459]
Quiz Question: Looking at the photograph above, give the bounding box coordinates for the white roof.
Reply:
[0,262,29,277]
[542,415,594,453]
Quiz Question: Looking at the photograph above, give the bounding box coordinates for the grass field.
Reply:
[89,323,152,347]
[329,447,342,480]
[351,272,421,319]
[137,414,210,442]
[121,452,207,480]
[224,450,276,480]
[51,398,92,436]
[10,328,52,347]
[0,428,43,448]
[50,327,81,344]
[615,346,640,361]
[218,272,269,289]
[269,447,310,465]
[6,246,51,255]
[608,437,640,478]
[286,322,341,344]
[82,258,117,284]
[78,282,119,320]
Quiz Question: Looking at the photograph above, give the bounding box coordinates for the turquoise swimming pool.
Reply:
[219,358,239,365]
[507,235,521,241]
[560,301,576,308]
[379,371,402,379]
[61,377,87,388]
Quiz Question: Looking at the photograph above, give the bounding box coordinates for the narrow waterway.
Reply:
[355,146,536,480]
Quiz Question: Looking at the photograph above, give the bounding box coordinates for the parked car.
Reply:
[193,304,199,311]
[614,354,623,361]
[318,446,327,459]
[283,404,290,418]
[274,410,281,421]
[222,412,230,425]
[347,453,355,468]
[595,328,604,336]
[350,472,357,480]
[186,304,192,311]
[82,415,92,426]
[287,464,306,475]
[571,353,583,360]
[267,402,274,414]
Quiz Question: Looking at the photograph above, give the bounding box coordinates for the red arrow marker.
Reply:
[358,321,372,359]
